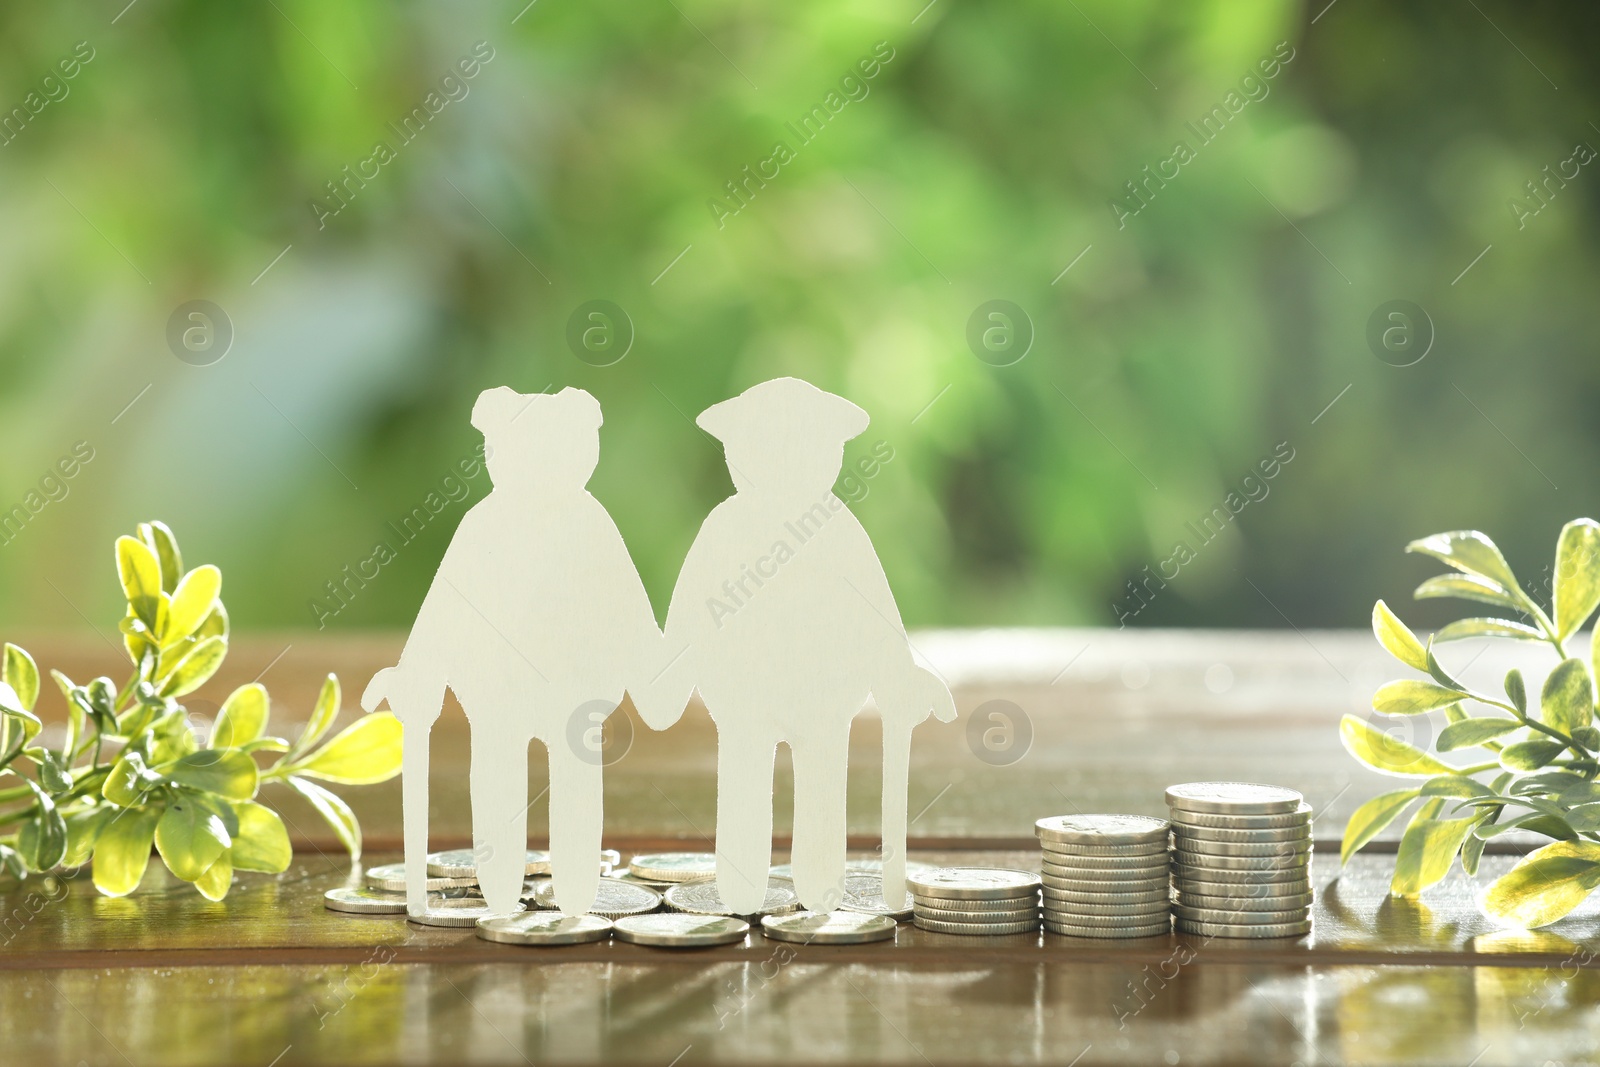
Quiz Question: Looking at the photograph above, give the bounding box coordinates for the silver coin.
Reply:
[324,887,407,914]
[769,859,937,880]
[426,848,550,878]
[534,878,662,917]
[760,910,897,944]
[476,912,614,945]
[1176,917,1312,938]
[1171,862,1312,886]
[612,912,750,947]
[363,863,476,893]
[1168,803,1313,830]
[1165,782,1303,815]
[1173,838,1313,859]
[1170,851,1310,872]
[408,898,525,928]
[1041,869,1170,889]
[1173,903,1309,925]
[839,873,915,921]
[1041,899,1169,920]
[910,891,1038,912]
[912,916,1040,936]
[1170,824,1312,844]
[1177,889,1312,915]
[1034,814,1169,847]
[523,877,553,906]
[914,903,1039,924]
[1044,917,1170,938]
[1042,885,1170,906]
[1042,854,1170,873]
[908,867,1042,901]
[629,852,720,882]
[1173,885,1314,906]
[665,877,802,917]
[1040,841,1169,860]
[1174,880,1312,901]
[606,869,678,889]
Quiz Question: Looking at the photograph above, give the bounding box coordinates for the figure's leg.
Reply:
[547,737,603,916]
[716,724,777,915]
[470,723,530,915]
[402,717,433,918]
[790,725,851,913]
[879,718,913,911]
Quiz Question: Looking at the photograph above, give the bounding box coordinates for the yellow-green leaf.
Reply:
[1407,531,1521,591]
[1340,714,1457,777]
[157,635,227,698]
[194,851,233,901]
[1482,840,1600,927]
[212,683,269,749]
[284,776,361,860]
[1372,600,1429,672]
[1372,679,1468,716]
[164,565,221,647]
[291,712,402,785]
[155,795,232,881]
[116,535,163,629]
[3,644,39,712]
[229,800,291,873]
[293,674,342,757]
[92,805,162,897]
[1500,739,1564,771]
[1341,788,1419,865]
[1391,809,1477,896]
[1414,573,1519,610]
[1555,519,1600,640]
[1434,618,1543,642]
[140,520,184,594]
[1541,658,1594,735]
[1437,717,1520,751]
[103,751,161,808]
[64,806,116,868]
[163,749,259,800]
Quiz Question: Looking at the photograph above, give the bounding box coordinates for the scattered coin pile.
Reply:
[1035,814,1172,938]
[1166,782,1314,938]
[908,867,1041,935]
[324,781,1316,945]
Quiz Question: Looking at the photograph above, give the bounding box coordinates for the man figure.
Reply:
[635,378,955,914]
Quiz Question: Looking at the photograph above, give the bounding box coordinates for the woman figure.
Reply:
[363,387,660,917]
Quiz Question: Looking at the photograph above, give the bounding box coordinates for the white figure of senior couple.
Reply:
[362,378,954,919]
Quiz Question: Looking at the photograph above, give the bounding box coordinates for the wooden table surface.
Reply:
[3,630,1598,1066]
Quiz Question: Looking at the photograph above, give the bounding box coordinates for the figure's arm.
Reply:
[361,517,479,724]
[630,512,728,731]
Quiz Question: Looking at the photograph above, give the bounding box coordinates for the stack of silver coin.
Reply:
[907,867,1042,935]
[1166,782,1313,939]
[1035,814,1171,938]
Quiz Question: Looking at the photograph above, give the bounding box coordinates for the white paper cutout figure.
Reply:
[635,378,956,914]
[362,386,660,917]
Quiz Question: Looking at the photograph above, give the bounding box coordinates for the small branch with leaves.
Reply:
[1345,521,1600,928]
[0,522,401,900]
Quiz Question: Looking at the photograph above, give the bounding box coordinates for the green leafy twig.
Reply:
[1346,522,1600,928]
[0,521,401,899]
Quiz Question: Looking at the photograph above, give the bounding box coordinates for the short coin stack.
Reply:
[1035,814,1171,938]
[1166,782,1313,939]
[908,867,1042,935]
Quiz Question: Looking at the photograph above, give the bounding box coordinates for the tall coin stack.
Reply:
[1035,814,1171,938]
[908,867,1043,935]
[1165,782,1314,939]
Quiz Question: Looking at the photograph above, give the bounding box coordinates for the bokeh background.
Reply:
[1,0,1597,634]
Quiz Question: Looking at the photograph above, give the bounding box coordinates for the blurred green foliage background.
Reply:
[1,0,1597,634]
